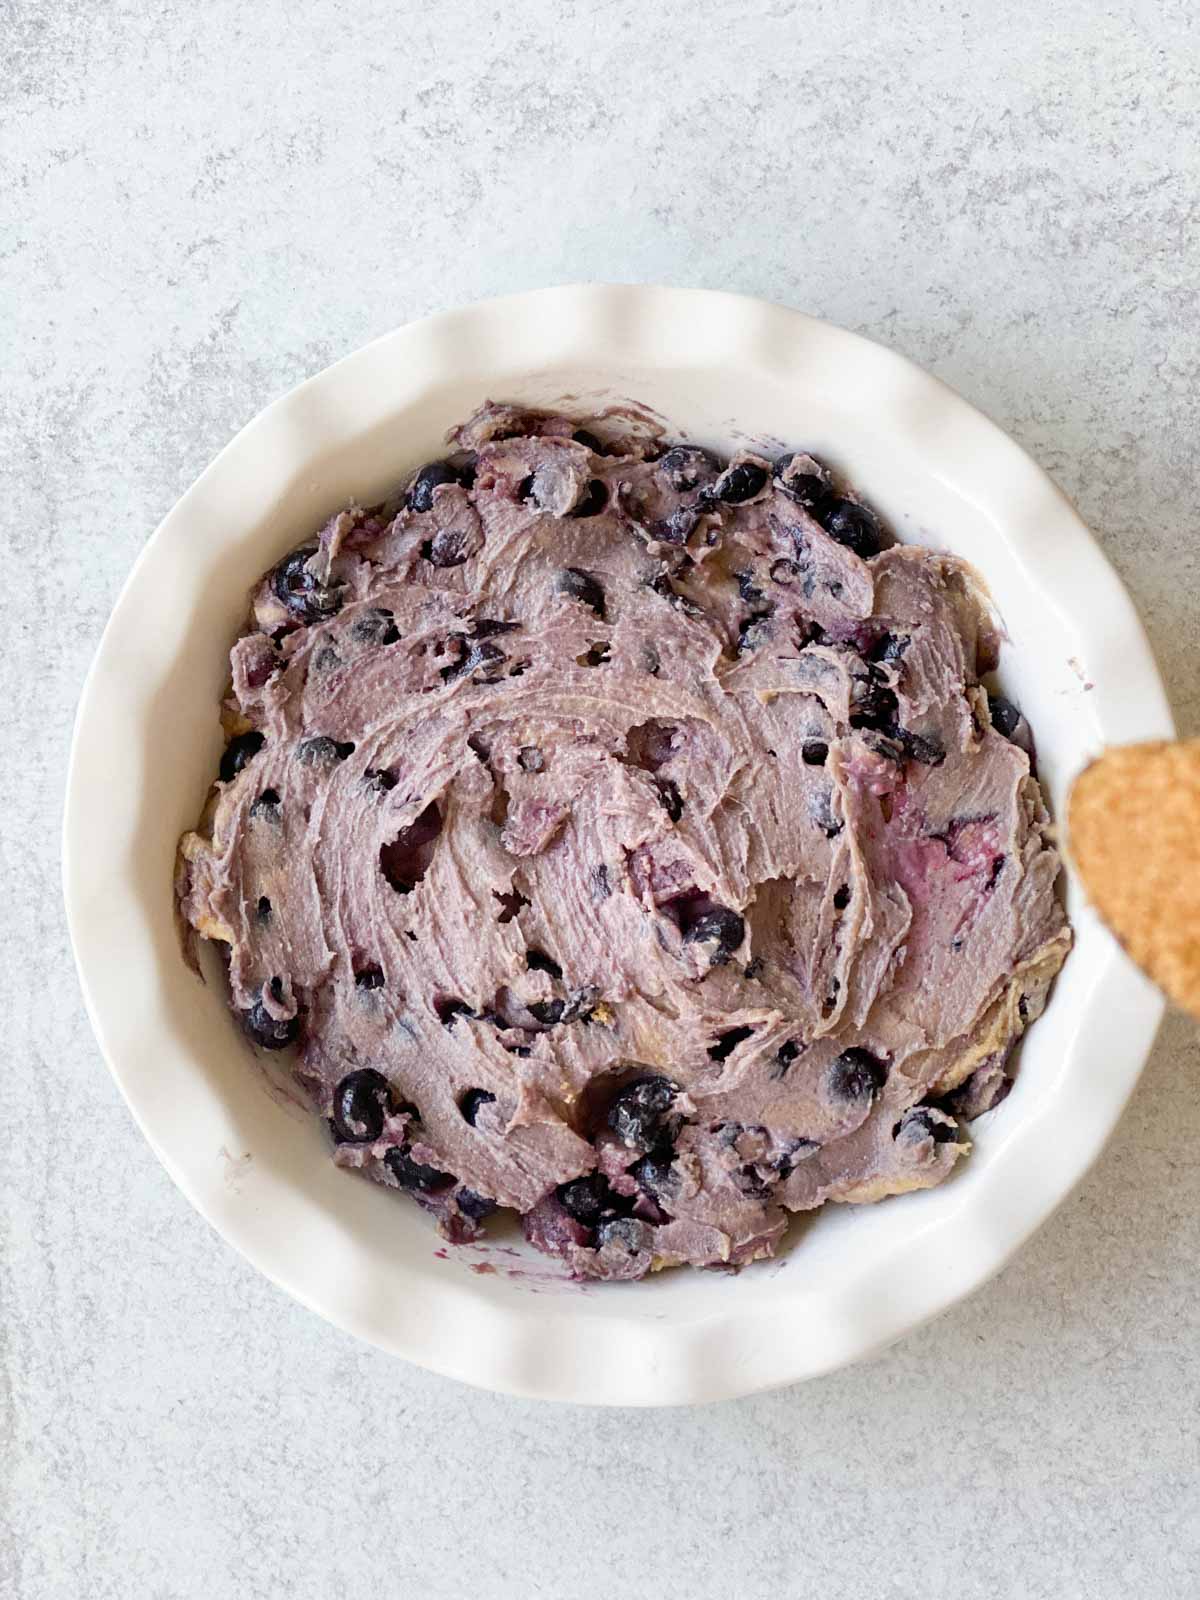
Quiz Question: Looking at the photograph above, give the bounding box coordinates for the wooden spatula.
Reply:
[1069,739,1200,1018]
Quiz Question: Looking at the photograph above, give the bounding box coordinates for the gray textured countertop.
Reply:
[4,3,1199,1596]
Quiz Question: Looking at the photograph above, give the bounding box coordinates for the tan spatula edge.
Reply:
[1068,739,1200,1020]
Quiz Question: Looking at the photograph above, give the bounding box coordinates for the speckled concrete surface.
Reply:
[4,2,1200,1596]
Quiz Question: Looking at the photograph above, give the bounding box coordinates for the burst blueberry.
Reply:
[332,1068,392,1143]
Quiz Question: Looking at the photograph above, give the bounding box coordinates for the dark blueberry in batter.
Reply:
[596,1216,654,1254]
[775,455,831,508]
[557,1172,611,1225]
[850,678,898,730]
[771,1039,802,1080]
[630,1150,675,1196]
[802,740,829,765]
[570,479,609,518]
[826,1048,888,1102]
[363,767,398,793]
[350,608,399,645]
[659,445,720,493]
[384,1145,451,1191]
[894,1106,960,1144]
[332,1068,392,1143]
[655,776,684,821]
[556,567,606,618]
[988,694,1022,739]
[219,730,265,783]
[716,460,768,504]
[423,526,470,568]
[869,631,910,664]
[249,787,281,819]
[459,1088,497,1126]
[256,895,272,922]
[408,460,462,513]
[527,998,565,1026]
[272,546,344,624]
[435,997,476,1027]
[683,905,746,965]
[819,497,882,559]
[244,1000,299,1051]
[737,612,772,654]
[298,736,355,766]
[572,427,604,452]
[607,1074,680,1152]
[458,1188,498,1221]
[775,1137,820,1179]
[517,746,544,773]
[708,1026,754,1062]
[770,557,800,585]
[471,618,521,638]
[735,570,765,604]
[526,948,563,980]
[895,726,946,767]
[653,504,700,545]
[833,883,851,910]
[354,964,385,990]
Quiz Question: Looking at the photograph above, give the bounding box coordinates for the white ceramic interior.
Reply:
[63,285,1173,1405]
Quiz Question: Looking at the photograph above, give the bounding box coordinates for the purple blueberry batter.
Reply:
[176,401,1071,1280]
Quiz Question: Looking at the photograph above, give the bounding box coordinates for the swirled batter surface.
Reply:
[177,402,1070,1279]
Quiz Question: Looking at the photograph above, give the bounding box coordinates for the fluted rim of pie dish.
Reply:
[64,285,1172,1405]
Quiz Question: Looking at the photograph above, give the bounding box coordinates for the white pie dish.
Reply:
[63,284,1172,1405]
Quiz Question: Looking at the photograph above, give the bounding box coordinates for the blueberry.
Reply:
[683,905,745,965]
[770,557,801,585]
[869,631,910,664]
[332,1068,392,1143]
[256,895,272,922]
[655,776,684,821]
[435,997,476,1027]
[607,1075,680,1152]
[569,479,609,518]
[802,740,828,765]
[555,567,606,619]
[708,1026,754,1062]
[770,1039,801,1080]
[408,460,463,513]
[630,1150,675,1196]
[354,964,385,990]
[988,694,1022,739]
[298,736,356,766]
[737,612,772,654]
[826,1048,888,1101]
[219,731,265,783]
[384,1145,452,1191]
[471,618,521,638]
[716,460,768,504]
[350,608,399,645]
[458,1188,498,1221]
[572,428,604,452]
[596,1216,654,1254]
[527,998,565,1026]
[894,727,945,767]
[652,504,700,546]
[833,883,851,910]
[894,1106,960,1144]
[526,948,563,979]
[850,678,898,731]
[775,455,831,508]
[556,1172,611,1225]
[362,767,398,793]
[244,1000,299,1051]
[423,526,470,568]
[658,445,721,493]
[272,546,344,624]
[459,1088,497,1126]
[819,498,882,559]
[735,570,765,603]
[249,787,281,819]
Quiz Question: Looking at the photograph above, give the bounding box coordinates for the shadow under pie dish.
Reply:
[175,398,1072,1282]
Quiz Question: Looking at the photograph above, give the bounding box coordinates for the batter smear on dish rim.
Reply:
[177,401,1072,1280]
